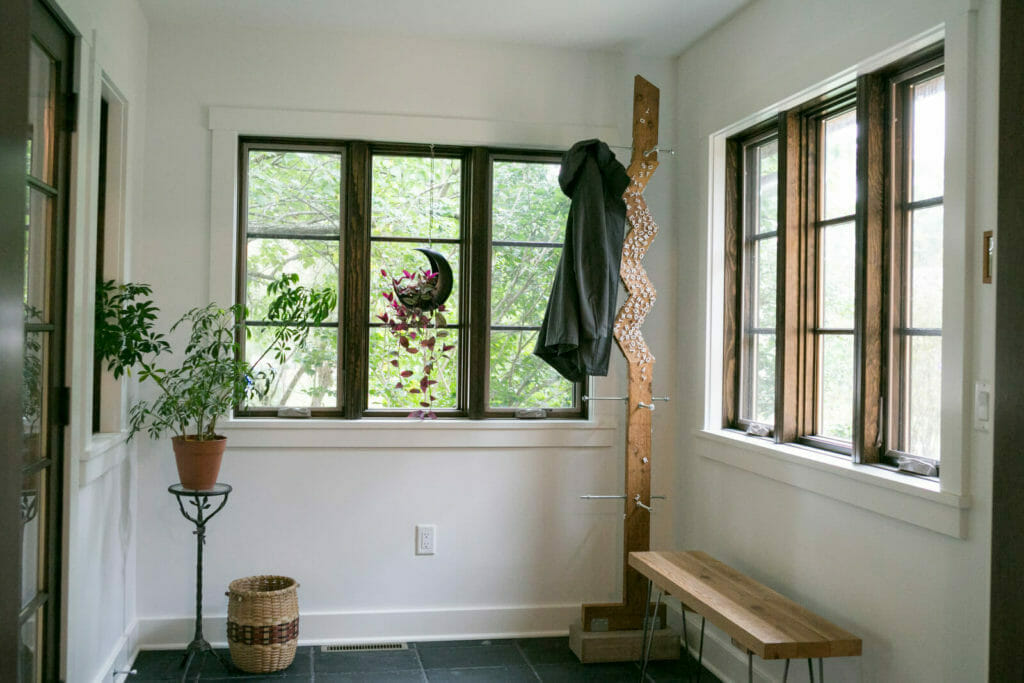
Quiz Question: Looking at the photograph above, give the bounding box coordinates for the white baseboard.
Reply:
[138,604,579,649]
[92,619,139,683]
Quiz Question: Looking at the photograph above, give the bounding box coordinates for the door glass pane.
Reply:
[910,206,943,329]
[25,189,51,318]
[909,335,942,459]
[245,326,337,408]
[21,468,46,609]
[821,109,857,220]
[370,240,460,324]
[489,330,573,409]
[245,238,339,322]
[19,607,41,683]
[372,155,461,239]
[367,327,458,411]
[27,41,55,183]
[491,246,560,327]
[246,150,341,237]
[22,331,47,464]
[819,334,854,440]
[492,161,567,242]
[756,140,779,234]
[820,221,855,329]
[911,75,946,201]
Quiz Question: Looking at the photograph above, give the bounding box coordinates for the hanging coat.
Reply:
[534,139,630,382]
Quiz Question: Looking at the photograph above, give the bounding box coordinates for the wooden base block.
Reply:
[568,620,680,664]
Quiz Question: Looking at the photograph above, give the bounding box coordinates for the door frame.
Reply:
[0,0,32,680]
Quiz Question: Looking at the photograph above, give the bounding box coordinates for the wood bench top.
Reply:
[629,550,862,661]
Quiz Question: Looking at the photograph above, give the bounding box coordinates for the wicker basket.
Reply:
[226,575,299,673]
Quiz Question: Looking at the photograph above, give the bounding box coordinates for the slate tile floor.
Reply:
[130,637,721,682]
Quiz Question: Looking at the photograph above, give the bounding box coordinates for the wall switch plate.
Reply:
[974,381,992,432]
[415,524,436,555]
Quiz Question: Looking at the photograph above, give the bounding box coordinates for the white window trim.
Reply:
[702,22,974,538]
[206,105,624,437]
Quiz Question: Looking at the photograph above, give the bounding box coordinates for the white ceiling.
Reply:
[137,0,749,57]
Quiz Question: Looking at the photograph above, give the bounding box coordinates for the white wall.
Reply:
[672,0,997,681]
[53,0,150,681]
[136,24,678,646]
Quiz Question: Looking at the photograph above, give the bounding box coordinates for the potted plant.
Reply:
[377,265,455,419]
[96,274,336,489]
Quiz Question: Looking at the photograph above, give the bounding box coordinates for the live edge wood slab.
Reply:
[629,551,862,661]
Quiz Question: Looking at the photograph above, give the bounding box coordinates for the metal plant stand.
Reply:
[168,483,232,682]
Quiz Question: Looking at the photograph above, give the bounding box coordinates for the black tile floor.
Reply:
[131,637,721,682]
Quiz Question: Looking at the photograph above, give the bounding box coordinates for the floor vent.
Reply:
[321,642,409,653]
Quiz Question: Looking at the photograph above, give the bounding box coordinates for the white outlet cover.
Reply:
[416,524,436,555]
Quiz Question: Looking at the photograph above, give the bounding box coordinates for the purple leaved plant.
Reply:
[377,268,454,419]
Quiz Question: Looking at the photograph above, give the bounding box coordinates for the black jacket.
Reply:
[534,139,630,382]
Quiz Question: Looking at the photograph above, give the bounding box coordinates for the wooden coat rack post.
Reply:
[572,75,674,663]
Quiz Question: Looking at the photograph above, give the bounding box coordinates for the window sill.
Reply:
[695,429,970,538]
[219,417,616,450]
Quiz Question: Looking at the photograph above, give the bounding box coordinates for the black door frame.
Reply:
[990,1,1024,680]
[0,0,32,680]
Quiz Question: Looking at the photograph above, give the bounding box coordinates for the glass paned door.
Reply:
[21,3,72,681]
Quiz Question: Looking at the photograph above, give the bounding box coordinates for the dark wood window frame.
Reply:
[235,137,586,420]
[723,44,944,474]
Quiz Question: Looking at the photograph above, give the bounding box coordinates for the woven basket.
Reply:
[226,575,299,673]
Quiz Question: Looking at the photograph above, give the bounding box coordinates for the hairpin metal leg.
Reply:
[783,658,790,682]
[747,651,753,683]
[695,617,705,683]
[681,608,689,665]
[808,658,815,682]
[819,658,824,682]
[638,589,663,679]
[638,579,654,682]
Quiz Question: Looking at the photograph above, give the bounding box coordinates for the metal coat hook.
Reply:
[580,494,667,500]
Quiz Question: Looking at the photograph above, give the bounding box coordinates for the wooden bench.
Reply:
[629,550,861,682]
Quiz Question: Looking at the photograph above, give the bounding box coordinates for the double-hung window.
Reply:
[724,45,944,474]
[237,139,582,419]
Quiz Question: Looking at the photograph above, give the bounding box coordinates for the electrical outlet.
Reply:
[416,524,436,555]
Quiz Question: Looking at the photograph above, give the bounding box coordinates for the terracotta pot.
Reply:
[172,435,227,490]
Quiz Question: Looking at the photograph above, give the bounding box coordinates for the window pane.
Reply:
[748,332,776,425]
[822,109,857,220]
[491,245,560,327]
[756,141,778,234]
[245,326,338,408]
[492,161,568,242]
[908,335,942,459]
[489,330,573,409]
[911,75,945,201]
[246,238,339,321]
[754,237,776,328]
[25,189,51,319]
[910,205,943,329]
[21,468,45,608]
[27,41,55,183]
[247,151,341,237]
[372,155,461,239]
[819,334,853,440]
[820,221,855,328]
[370,240,460,324]
[368,327,458,410]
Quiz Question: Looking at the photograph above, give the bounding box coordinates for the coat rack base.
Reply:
[569,620,680,664]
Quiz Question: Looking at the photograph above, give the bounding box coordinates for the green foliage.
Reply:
[96,273,336,441]
[95,280,171,380]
